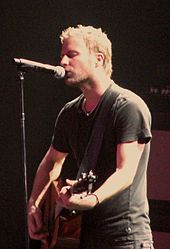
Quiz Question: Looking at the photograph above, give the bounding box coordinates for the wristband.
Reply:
[90,193,100,206]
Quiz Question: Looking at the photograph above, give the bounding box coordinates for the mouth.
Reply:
[65,71,73,79]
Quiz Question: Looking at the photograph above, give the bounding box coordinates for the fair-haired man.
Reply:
[28,25,154,249]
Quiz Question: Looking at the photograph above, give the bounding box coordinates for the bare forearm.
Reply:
[94,142,144,204]
[28,158,55,206]
[28,147,67,206]
[94,168,134,204]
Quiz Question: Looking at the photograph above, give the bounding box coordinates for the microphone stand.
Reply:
[17,70,30,249]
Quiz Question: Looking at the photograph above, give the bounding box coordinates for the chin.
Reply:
[65,78,77,86]
[65,76,87,88]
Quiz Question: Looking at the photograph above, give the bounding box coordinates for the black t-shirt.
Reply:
[52,83,152,241]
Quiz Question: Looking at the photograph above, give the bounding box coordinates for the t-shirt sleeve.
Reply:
[115,98,152,144]
[51,106,70,153]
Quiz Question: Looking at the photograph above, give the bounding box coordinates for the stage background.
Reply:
[0,1,169,248]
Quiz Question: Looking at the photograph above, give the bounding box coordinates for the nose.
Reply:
[60,55,69,67]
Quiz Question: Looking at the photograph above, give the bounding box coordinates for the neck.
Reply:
[80,76,112,113]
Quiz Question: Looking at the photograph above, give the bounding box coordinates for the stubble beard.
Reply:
[65,73,90,88]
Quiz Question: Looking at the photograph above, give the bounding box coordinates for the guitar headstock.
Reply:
[72,171,97,195]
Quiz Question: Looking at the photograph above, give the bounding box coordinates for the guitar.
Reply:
[36,170,97,249]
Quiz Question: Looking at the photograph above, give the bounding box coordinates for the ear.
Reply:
[96,52,105,66]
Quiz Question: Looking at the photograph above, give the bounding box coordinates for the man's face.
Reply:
[60,36,97,86]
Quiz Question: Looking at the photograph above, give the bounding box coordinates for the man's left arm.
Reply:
[57,140,145,210]
[94,141,145,203]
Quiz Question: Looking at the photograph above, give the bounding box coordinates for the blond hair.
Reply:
[60,25,112,77]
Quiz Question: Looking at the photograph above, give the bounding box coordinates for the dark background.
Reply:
[0,1,169,248]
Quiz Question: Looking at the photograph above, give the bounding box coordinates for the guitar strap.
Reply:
[76,83,120,179]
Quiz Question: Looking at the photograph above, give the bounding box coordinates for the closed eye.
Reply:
[67,50,79,58]
[61,50,79,59]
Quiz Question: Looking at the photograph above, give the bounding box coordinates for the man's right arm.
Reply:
[27,145,68,241]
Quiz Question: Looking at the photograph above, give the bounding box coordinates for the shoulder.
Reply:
[112,83,151,116]
[58,94,83,118]
[63,94,83,111]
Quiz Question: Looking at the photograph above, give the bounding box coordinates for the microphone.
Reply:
[13,58,65,79]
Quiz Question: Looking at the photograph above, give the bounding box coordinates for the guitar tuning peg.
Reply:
[81,172,87,179]
[89,170,93,175]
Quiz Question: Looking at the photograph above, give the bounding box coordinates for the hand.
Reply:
[27,204,48,242]
[56,179,98,210]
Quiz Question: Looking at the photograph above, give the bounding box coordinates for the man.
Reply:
[28,25,154,249]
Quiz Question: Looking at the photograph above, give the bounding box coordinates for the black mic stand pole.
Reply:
[17,70,30,249]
